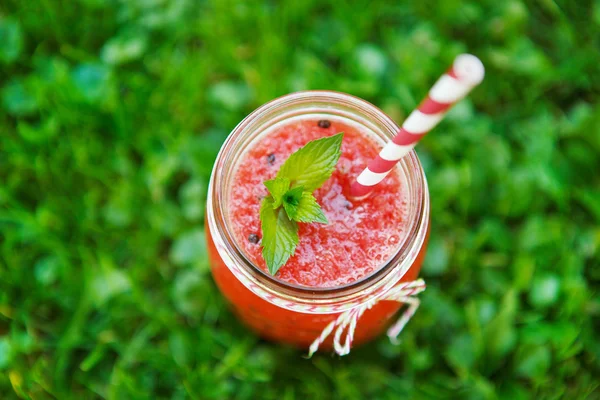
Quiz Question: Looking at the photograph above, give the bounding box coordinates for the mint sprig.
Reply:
[260,133,343,275]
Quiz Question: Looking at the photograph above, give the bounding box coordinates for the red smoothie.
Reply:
[206,92,429,350]
[229,118,407,288]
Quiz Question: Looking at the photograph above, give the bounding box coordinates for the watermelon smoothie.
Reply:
[229,118,407,288]
[206,91,429,349]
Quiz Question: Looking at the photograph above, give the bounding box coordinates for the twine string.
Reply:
[308,279,426,357]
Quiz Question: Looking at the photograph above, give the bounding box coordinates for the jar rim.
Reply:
[206,90,429,312]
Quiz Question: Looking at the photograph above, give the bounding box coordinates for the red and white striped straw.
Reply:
[350,54,485,199]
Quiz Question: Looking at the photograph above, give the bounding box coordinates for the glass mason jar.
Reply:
[205,91,430,350]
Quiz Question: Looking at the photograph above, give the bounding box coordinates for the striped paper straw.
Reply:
[350,54,485,199]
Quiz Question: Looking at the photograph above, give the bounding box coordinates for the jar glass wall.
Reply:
[205,91,430,349]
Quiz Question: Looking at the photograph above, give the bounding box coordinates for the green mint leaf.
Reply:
[259,132,343,275]
[264,177,290,208]
[260,196,299,275]
[293,192,328,224]
[277,133,344,191]
[282,186,304,220]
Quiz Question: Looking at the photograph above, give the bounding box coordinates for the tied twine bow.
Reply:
[308,279,426,357]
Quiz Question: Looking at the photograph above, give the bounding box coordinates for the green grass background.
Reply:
[1,0,599,398]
